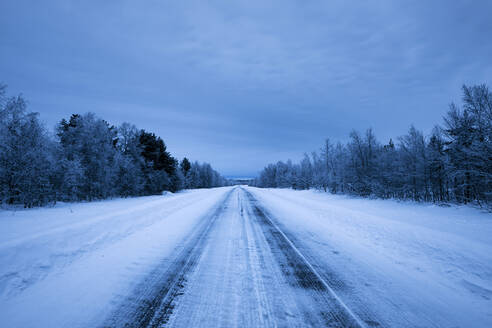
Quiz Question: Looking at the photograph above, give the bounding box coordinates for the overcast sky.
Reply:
[1,1,491,177]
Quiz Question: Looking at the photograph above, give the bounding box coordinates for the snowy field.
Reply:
[0,186,491,327]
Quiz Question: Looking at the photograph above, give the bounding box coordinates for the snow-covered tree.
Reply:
[256,84,491,207]
[0,91,56,206]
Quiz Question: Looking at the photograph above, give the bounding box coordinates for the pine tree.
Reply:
[180,157,191,176]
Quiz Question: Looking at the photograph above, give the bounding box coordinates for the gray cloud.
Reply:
[1,0,491,177]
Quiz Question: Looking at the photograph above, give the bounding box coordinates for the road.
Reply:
[103,187,379,328]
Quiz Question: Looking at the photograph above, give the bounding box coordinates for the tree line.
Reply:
[255,84,492,207]
[0,84,228,207]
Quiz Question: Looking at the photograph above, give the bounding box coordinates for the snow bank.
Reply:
[0,187,232,328]
[246,187,492,328]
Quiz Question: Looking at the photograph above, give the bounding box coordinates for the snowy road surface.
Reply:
[1,186,491,327]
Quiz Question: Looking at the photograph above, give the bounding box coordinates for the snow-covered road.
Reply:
[104,187,364,327]
[1,186,491,327]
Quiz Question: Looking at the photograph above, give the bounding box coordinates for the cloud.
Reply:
[1,0,491,175]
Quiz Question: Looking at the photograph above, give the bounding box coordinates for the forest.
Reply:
[0,84,228,207]
[255,84,492,207]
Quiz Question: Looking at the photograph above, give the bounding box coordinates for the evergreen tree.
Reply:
[180,157,191,176]
[138,130,179,192]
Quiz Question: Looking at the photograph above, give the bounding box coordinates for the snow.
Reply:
[1,185,491,327]
[0,187,233,328]
[246,187,492,327]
